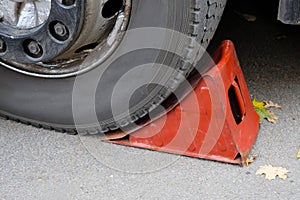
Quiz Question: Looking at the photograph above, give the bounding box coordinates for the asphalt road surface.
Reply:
[1,0,299,199]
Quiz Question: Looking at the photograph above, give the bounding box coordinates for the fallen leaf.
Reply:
[235,11,257,22]
[246,158,254,166]
[252,98,280,124]
[264,101,282,109]
[297,148,300,159]
[246,153,259,166]
[252,98,265,109]
[275,34,287,40]
[256,165,289,180]
[266,110,279,124]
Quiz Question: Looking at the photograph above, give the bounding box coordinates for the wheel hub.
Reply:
[0,0,51,29]
[0,0,131,77]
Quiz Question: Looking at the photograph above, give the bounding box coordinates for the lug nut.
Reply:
[54,22,67,37]
[23,39,43,59]
[27,41,41,55]
[50,21,69,41]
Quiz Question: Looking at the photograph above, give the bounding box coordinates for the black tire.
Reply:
[0,0,226,134]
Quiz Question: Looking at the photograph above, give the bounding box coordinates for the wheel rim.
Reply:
[0,0,131,78]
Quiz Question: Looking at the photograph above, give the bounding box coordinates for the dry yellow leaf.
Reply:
[275,34,287,40]
[297,148,300,159]
[246,159,253,166]
[266,110,279,124]
[242,14,257,22]
[264,101,282,109]
[235,11,257,22]
[256,165,289,180]
[245,153,259,166]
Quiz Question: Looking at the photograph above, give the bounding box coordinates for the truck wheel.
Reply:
[0,0,226,134]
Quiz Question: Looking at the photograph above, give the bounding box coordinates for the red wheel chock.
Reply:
[107,40,260,165]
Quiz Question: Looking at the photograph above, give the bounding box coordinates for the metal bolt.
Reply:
[54,22,67,37]
[27,41,41,55]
